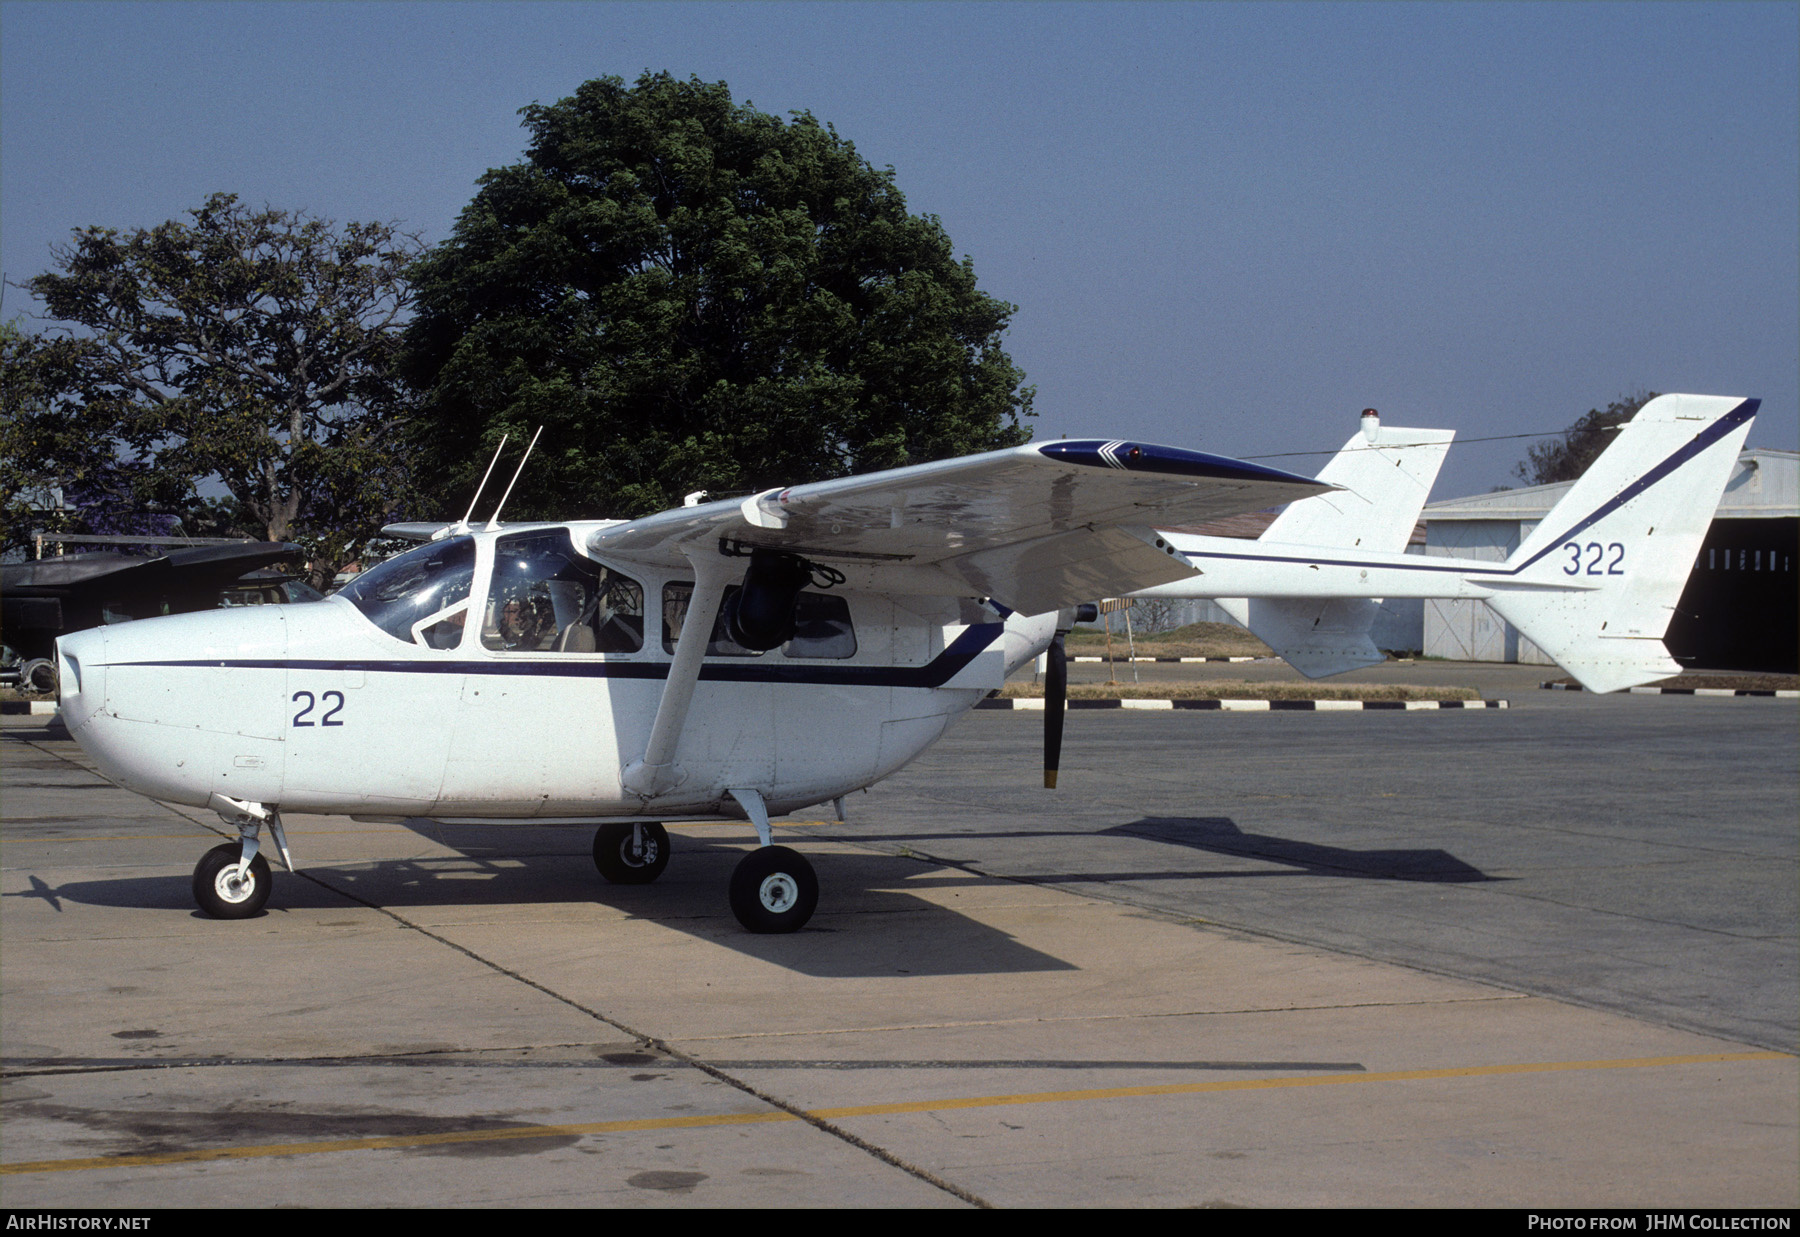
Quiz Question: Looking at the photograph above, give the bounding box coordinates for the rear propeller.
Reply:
[1044,603,1096,789]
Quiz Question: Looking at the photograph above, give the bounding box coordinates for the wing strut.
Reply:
[621,546,736,800]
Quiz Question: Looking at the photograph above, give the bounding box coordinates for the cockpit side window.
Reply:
[785,592,857,659]
[661,583,761,657]
[659,584,856,658]
[339,537,476,646]
[483,530,643,654]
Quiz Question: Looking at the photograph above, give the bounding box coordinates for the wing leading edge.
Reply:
[589,439,1333,615]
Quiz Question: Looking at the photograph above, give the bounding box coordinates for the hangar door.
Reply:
[1665,518,1798,673]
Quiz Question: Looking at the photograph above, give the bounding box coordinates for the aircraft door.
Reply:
[440,531,647,815]
[285,538,477,813]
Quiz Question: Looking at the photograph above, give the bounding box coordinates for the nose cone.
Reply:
[58,608,289,809]
[55,629,106,735]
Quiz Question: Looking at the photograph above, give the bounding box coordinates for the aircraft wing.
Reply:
[589,440,1334,615]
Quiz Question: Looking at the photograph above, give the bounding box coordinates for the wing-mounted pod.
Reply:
[720,549,813,651]
[714,543,850,651]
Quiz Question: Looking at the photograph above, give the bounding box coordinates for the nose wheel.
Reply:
[192,843,271,919]
[729,846,818,933]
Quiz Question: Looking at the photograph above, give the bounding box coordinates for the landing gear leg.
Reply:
[725,787,818,933]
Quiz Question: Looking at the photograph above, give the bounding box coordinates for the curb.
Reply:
[978,698,1506,712]
[1541,683,1799,698]
[0,701,58,716]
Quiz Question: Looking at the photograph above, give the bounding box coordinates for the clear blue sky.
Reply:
[4,0,1794,499]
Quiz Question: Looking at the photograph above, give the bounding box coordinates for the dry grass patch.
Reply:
[1065,621,1272,660]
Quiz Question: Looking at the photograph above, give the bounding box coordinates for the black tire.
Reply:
[192,843,271,919]
[21,658,56,695]
[593,822,670,885]
[728,845,818,934]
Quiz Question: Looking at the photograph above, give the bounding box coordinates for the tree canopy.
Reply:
[402,72,1035,521]
[10,194,420,583]
[1513,390,1660,487]
[0,322,177,558]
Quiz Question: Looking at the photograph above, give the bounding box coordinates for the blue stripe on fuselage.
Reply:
[108,622,1006,690]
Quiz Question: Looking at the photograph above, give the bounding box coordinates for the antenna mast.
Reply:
[449,435,508,536]
[485,427,544,531]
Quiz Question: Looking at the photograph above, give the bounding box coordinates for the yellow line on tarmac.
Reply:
[2,1050,1786,1176]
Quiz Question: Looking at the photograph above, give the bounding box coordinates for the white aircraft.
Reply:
[53,393,1757,933]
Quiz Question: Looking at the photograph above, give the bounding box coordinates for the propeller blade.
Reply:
[1044,632,1066,789]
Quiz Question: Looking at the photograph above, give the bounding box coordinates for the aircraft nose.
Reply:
[55,629,106,734]
[57,608,289,809]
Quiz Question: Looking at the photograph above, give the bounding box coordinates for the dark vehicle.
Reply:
[1,542,307,692]
[220,570,327,608]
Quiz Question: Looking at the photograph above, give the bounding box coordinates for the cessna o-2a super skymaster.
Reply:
[54,393,1758,933]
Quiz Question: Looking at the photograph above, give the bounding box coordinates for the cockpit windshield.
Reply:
[339,536,476,646]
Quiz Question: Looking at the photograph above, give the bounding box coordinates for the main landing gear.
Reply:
[592,822,670,884]
[590,817,820,935]
[727,845,818,934]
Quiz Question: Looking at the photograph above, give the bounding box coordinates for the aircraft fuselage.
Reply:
[57,524,1054,826]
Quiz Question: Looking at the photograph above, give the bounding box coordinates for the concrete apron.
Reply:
[3,766,1793,1208]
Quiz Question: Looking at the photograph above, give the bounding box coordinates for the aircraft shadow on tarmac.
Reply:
[838,817,1499,885]
[1103,816,1498,883]
[8,824,1077,980]
[8,809,1491,978]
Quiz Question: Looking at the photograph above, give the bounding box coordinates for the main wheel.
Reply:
[593,822,670,885]
[192,843,271,919]
[728,846,818,934]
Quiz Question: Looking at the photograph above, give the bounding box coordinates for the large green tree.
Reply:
[15,194,421,584]
[1514,390,1660,486]
[0,323,166,558]
[402,72,1035,520]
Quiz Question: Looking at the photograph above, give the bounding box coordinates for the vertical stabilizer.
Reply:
[1260,423,1455,551]
[1222,422,1454,678]
[1483,394,1759,692]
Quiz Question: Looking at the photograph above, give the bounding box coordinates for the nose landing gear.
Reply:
[193,796,293,919]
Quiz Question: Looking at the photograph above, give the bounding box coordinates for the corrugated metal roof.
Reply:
[1422,449,1798,521]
